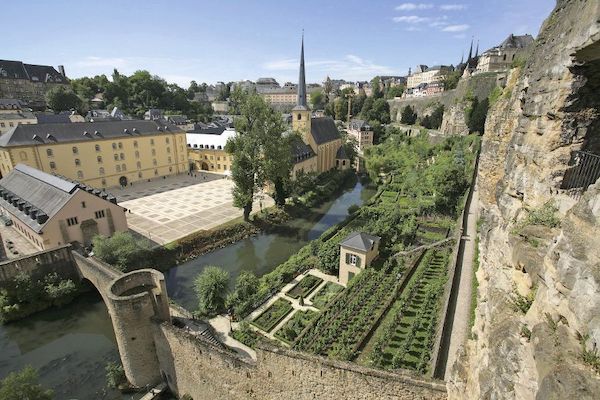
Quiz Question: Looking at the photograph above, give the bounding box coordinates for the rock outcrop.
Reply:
[449,1,600,399]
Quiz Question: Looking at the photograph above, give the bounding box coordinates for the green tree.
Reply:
[365,98,390,124]
[421,104,444,129]
[442,70,461,90]
[400,105,417,125]
[46,86,82,112]
[310,90,325,110]
[323,76,333,103]
[105,361,126,388]
[0,366,53,400]
[466,97,489,134]
[194,266,230,316]
[370,77,383,99]
[92,232,150,271]
[385,85,405,99]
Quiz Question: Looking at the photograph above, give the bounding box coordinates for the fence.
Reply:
[561,150,600,199]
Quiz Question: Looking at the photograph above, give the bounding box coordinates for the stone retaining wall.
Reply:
[0,245,76,284]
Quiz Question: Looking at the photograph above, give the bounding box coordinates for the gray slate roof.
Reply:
[0,164,116,232]
[0,120,184,147]
[290,136,316,164]
[349,119,371,131]
[499,34,534,49]
[336,145,348,160]
[0,60,67,83]
[310,117,341,145]
[0,99,25,110]
[35,113,72,124]
[340,232,381,252]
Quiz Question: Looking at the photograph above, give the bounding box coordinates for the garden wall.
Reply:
[153,321,447,400]
[0,245,77,285]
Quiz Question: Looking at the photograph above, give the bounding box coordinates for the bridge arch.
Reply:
[72,253,170,388]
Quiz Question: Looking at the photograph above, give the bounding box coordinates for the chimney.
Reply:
[58,65,66,77]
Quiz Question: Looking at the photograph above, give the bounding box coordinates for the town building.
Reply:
[338,231,381,286]
[0,164,128,250]
[291,36,350,173]
[0,120,187,188]
[211,101,229,114]
[166,115,195,131]
[406,65,454,90]
[186,127,235,173]
[475,34,534,74]
[0,99,36,134]
[347,119,373,153]
[0,60,69,108]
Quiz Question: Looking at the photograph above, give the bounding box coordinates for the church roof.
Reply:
[340,232,381,252]
[310,117,340,145]
[290,136,316,164]
[336,145,348,160]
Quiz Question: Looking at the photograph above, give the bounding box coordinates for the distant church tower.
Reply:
[292,33,312,145]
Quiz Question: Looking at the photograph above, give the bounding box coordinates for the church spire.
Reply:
[296,31,308,109]
[475,40,479,57]
[460,51,464,65]
[467,37,473,61]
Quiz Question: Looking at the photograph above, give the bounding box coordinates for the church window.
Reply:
[297,113,302,120]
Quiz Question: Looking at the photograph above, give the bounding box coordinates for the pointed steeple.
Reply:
[296,31,308,109]
[467,37,473,61]
[460,51,464,65]
[475,40,479,58]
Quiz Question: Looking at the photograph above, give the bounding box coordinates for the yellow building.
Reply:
[0,99,37,134]
[0,164,128,250]
[186,127,235,173]
[338,232,381,286]
[291,36,350,173]
[0,120,187,189]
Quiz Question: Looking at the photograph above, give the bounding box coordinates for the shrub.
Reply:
[92,232,151,271]
[194,266,230,316]
[511,284,536,314]
[0,366,53,400]
[105,361,126,388]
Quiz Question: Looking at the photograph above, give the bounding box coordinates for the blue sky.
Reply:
[2,0,555,87]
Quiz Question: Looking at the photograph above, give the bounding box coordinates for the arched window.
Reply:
[165,137,170,144]
[77,170,83,179]
[99,167,105,175]
[72,146,78,154]
[95,144,101,152]
[133,140,138,148]
[74,158,81,166]
[135,151,140,158]
[49,161,56,169]
[112,143,117,150]
[120,153,125,160]
[137,161,141,169]
[97,156,102,163]
[297,113,302,120]
[46,149,53,157]
[153,159,157,166]
[116,165,121,172]
[122,163,126,171]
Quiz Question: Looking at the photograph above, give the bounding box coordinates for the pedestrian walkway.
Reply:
[444,181,479,379]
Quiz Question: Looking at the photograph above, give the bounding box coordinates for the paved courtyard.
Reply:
[0,223,40,260]
[119,173,273,245]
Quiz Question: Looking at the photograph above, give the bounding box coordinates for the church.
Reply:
[290,36,350,178]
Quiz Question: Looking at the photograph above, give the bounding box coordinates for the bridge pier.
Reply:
[107,269,171,388]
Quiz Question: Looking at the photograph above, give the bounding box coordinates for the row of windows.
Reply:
[0,121,34,128]
[49,155,184,172]
[98,167,177,187]
[202,155,233,161]
[46,143,182,157]
[12,219,42,248]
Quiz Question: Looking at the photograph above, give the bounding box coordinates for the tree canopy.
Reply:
[46,86,82,113]
[194,266,230,316]
[0,366,53,400]
[400,105,418,125]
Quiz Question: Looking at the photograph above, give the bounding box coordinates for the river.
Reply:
[0,180,375,399]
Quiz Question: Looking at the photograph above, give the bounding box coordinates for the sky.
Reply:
[2,0,555,88]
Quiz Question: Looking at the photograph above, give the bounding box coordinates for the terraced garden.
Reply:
[294,267,400,360]
[286,274,323,299]
[360,248,449,373]
[251,298,293,333]
[311,282,344,310]
[274,309,319,344]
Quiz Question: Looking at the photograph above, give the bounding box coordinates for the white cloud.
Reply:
[395,3,433,11]
[440,4,466,11]
[442,24,470,32]
[262,54,397,81]
[392,15,430,24]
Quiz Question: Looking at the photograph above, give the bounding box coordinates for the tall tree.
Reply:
[45,86,82,112]
[310,90,325,110]
[324,76,333,103]
[194,266,230,316]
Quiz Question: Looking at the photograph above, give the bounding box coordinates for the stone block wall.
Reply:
[153,322,447,400]
[0,245,76,285]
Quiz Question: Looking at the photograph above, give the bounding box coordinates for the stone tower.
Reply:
[292,33,312,144]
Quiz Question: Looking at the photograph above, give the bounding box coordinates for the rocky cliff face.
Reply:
[448,1,600,399]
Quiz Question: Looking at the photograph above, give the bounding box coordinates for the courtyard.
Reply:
[118,173,273,245]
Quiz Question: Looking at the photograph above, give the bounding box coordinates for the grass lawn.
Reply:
[251,298,293,333]
[286,274,323,299]
[274,309,319,344]
[311,282,344,310]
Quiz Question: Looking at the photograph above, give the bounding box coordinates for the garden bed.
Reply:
[311,282,344,310]
[251,298,293,333]
[286,275,323,299]
[274,309,319,344]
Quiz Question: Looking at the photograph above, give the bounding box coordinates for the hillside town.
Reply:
[1,1,599,400]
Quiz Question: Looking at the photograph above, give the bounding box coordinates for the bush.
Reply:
[194,266,230,316]
[105,361,126,388]
[92,232,151,271]
[400,105,417,125]
[0,366,53,400]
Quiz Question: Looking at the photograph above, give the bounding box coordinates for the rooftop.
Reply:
[0,120,184,147]
[0,60,67,83]
[340,232,381,252]
[186,128,236,150]
[310,117,341,145]
[0,164,117,232]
